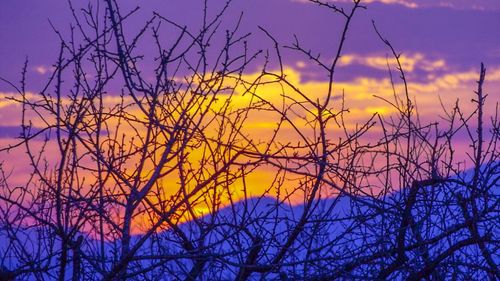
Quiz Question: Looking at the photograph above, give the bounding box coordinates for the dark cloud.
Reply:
[0,126,25,139]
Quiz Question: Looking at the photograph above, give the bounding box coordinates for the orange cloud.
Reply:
[1,64,498,233]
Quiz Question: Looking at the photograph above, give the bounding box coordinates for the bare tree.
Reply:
[0,0,498,280]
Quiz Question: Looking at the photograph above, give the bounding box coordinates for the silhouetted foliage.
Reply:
[0,0,498,280]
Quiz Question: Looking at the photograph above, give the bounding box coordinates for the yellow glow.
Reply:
[2,65,499,233]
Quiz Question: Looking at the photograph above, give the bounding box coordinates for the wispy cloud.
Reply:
[293,0,500,10]
[2,64,498,139]
[338,53,447,73]
[231,66,500,133]
[33,65,54,75]
[292,0,418,9]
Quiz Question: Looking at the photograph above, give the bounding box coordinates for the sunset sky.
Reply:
[1,0,499,117]
[1,0,499,200]
[1,4,500,280]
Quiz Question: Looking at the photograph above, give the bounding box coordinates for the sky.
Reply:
[1,0,500,84]
[1,0,499,101]
[0,0,499,205]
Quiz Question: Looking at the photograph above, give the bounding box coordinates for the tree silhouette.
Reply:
[0,0,498,280]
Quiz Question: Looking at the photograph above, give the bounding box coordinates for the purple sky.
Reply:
[0,0,499,141]
[1,0,499,88]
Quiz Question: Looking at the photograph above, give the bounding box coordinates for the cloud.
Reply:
[3,64,497,142]
[229,65,500,135]
[359,0,418,8]
[411,0,500,10]
[292,0,419,9]
[1,65,498,228]
[0,93,18,109]
[33,65,54,75]
[0,126,24,139]
[338,53,447,73]
[292,0,500,10]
